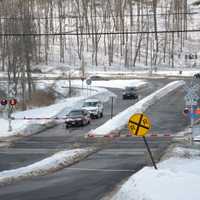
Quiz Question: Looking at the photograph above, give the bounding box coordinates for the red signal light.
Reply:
[9,99,17,106]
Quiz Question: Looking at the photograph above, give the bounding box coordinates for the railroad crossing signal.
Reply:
[9,99,17,106]
[128,113,151,137]
[128,113,157,170]
[1,99,7,106]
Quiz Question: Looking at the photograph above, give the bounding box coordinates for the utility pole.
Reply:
[68,72,72,97]
[7,82,15,132]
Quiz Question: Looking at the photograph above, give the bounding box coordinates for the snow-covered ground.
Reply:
[0,147,96,186]
[33,68,200,78]
[88,68,200,78]
[89,80,185,137]
[85,80,147,89]
[0,67,199,84]
[112,146,200,200]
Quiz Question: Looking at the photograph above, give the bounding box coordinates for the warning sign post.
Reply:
[128,113,157,170]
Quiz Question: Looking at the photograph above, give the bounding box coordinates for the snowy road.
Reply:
[0,79,189,200]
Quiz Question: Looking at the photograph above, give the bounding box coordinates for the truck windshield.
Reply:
[83,102,98,107]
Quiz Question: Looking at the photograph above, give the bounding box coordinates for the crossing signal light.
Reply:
[9,99,17,106]
[1,99,7,106]
[0,99,17,106]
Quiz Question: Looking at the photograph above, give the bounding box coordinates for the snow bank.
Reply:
[86,80,147,89]
[112,147,200,200]
[89,81,185,137]
[0,148,96,186]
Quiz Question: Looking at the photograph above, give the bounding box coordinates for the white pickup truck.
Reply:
[82,99,104,119]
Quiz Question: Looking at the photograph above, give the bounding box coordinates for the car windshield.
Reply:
[83,101,98,107]
[125,87,135,91]
[69,110,82,117]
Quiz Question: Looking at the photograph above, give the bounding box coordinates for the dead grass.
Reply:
[16,90,56,109]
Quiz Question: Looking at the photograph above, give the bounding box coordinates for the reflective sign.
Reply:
[86,79,92,85]
[128,113,151,137]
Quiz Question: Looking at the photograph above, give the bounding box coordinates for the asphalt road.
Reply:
[0,79,189,200]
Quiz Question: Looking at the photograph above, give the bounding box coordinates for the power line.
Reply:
[0,12,197,20]
[0,29,198,36]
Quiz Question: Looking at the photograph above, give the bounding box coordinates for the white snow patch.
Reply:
[87,80,147,89]
[112,147,200,200]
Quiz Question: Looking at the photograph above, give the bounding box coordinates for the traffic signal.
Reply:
[1,99,7,106]
[9,99,17,106]
[0,99,17,106]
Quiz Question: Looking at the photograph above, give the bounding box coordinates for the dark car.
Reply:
[123,86,138,100]
[89,75,109,81]
[65,109,91,128]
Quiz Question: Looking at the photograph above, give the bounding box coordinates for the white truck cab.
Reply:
[82,99,104,118]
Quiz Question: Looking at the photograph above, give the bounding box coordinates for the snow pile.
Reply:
[0,118,29,138]
[112,147,200,200]
[89,80,185,137]
[86,80,147,89]
[0,148,96,186]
